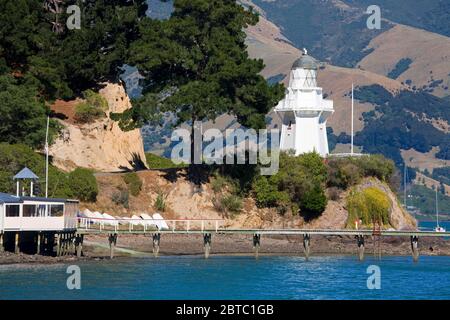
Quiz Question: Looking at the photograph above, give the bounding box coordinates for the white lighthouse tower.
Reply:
[275,50,334,157]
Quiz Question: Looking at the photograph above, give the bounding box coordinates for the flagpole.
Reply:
[45,116,49,198]
[351,83,354,155]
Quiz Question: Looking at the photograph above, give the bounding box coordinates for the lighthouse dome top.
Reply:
[291,54,318,70]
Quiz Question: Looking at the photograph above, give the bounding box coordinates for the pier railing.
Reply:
[77,217,225,233]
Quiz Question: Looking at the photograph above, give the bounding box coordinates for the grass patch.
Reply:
[145,153,188,170]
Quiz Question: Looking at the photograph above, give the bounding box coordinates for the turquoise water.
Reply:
[1,255,450,300]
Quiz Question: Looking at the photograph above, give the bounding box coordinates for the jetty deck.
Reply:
[2,216,449,262]
[70,218,450,261]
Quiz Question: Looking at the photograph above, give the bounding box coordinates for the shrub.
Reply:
[327,187,341,201]
[68,168,98,202]
[346,187,391,228]
[251,152,328,218]
[252,176,280,208]
[123,172,142,197]
[211,175,230,194]
[74,90,108,123]
[327,160,362,189]
[327,155,394,189]
[112,189,129,208]
[154,191,166,212]
[300,185,327,220]
[358,155,395,181]
[219,194,243,214]
[145,153,187,169]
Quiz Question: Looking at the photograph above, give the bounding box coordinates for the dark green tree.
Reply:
[0,0,148,149]
[0,75,59,148]
[116,0,284,179]
[0,0,148,99]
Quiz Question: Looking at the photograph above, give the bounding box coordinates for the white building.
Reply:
[275,52,334,157]
[0,168,78,233]
[0,193,78,232]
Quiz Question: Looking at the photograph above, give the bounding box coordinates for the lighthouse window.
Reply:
[5,204,20,217]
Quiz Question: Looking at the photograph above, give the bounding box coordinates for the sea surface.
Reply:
[419,220,450,231]
[1,255,449,300]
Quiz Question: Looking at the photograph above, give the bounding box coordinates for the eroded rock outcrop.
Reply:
[49,83,147,172]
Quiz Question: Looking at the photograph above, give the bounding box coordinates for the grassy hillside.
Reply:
[251,0,389,67]
[345,0,450,37]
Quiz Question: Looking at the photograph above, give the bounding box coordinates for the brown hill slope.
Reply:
[358,24,450,98]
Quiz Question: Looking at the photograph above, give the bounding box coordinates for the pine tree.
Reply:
[118,0,284,180]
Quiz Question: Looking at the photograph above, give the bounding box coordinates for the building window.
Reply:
[5,205,20,217]
[23,205,38,217]
[49,204,64,217]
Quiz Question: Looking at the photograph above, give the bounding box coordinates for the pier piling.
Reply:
[303,234,311,261]
[36,232,41,255]
[0,233,4,253]
[152,233,161,257]
[203,233,212,259]
[75,234,84,257]
[108,233,118,259]
[62,233,67,256]
[356,235,365,261]
[411,236,419,262]
[14,232,20,254]
[55,233,61,257]
[253,234,261,259]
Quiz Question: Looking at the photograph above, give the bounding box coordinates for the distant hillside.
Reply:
[251,0,391,67]
[345,0,450,37]
[358,24,450,98]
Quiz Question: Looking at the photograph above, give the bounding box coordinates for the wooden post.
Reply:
[303,234,310,261]
[0,233,4,253]
[14,232,20,254]
[203,233,212,259]
[70,233,76,255]
[56,233,61,257]
[62,233,67,256]
[108,233,118,259]
[253,234,261,259]
[36,232,41,255]
[152,233,161,257]
[411,236,419,262]
[75,234,84,258]
[356,235,365,261]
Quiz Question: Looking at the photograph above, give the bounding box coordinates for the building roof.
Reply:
[0,193,22,204]
[13,167,39,180]
[0,193,79,204]
[291,54,318,70]
[21,196,77,203]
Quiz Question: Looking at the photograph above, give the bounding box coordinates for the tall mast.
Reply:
[404,165,407,208]
[436,188,440,228]
[45,116,49,198]
[351,83,354,155]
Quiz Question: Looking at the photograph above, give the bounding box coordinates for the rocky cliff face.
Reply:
[49,83,147,172]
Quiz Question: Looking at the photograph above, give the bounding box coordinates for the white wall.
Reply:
[3,217,65,231]
[0,204,4,232]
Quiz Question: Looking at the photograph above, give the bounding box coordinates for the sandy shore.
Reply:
[1,234,449,265]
